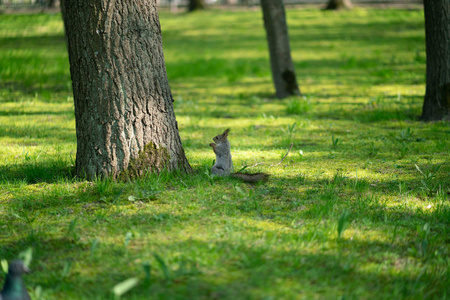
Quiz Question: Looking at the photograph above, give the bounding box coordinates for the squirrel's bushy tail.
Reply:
[231,172,270,183]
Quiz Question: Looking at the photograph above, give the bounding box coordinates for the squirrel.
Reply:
[209,128,270,183]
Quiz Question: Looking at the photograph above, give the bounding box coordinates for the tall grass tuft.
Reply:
[286,96,312,115]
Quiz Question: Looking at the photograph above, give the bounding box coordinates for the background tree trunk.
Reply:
[61,0,191,180]
[170,0,180,13]
[325,0,352,10]
[47,0,56,8]
[421,0,450,121]
[260,0,301,99]
[188,0,207,12]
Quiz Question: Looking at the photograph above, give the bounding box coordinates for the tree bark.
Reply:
[260,0,301,99]
[61,0,191,180]
[47,0,56,8]
[170,0,180,13]
[421,0,450,121]
[325,0,352,10]
[188,0,207,12]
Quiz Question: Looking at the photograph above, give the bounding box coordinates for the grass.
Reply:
[1,7,449,300]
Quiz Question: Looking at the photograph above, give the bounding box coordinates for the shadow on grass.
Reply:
[0,161,448,298]
[0,108,73,117]
[0,123,75,142]
[0,35,66,50]
[312,101,422,123]
[166,56,422,86]
[0,160,75,184]
[0,225,447,299]
[162,15,424,53]
[268,165,450,225]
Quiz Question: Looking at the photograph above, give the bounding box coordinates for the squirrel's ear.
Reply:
[223,128,230,138]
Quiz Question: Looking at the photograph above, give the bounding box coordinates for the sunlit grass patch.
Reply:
[286,96,313,115]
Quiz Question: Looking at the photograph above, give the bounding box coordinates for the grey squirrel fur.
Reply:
[209,129,269,183]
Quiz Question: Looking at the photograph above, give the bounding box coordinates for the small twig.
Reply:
[245,162,266,169]
[240,143,293,170]
[270,143,293,167]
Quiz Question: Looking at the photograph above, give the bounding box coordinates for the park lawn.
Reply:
[0,7,449,299]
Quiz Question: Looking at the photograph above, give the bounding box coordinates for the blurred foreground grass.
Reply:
[0,8,449,299]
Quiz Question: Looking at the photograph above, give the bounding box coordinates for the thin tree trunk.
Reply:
[260,0,301,99]
[188,0,207,12]
[325,0,352,10]
[47,0,56,8]
[61,0,191,180]
[170,0,180,13]
[421,0,450,121]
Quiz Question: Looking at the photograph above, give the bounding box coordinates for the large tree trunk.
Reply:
[61,0,191,180]
[188,0,207,12]
[325,0,352,10]
[260,0,301,99]
[421,0,450,121]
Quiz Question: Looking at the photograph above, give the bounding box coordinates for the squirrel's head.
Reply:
[213,128,230,143]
